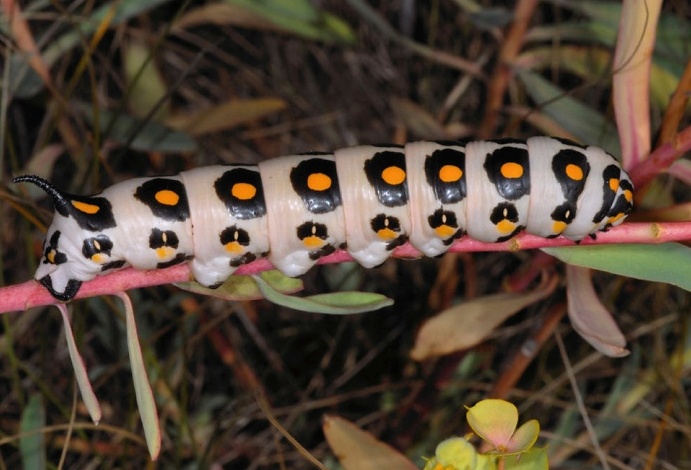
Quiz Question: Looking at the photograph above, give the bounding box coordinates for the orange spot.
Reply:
[156,247,173,259]
[302,235,325,249]
[434,225,456,238]
[624,189,633,202]
[552,221,567,234]
[224,241,243,253]
[155,190,180,206]
[566,164,584,181]
[501,162,523,179]
[91,253,104,264]
[439,165,462,183]
[609,178,620,192]
[47,250,56,264]
[382,166,406,185]
[232,182,257,200]
[609,213,625,224]
[377,228,397,240]
[307,173,331,191]
[496,219,515,234]
[71,200,100,214]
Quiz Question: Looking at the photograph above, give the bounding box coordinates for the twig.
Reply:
[1,221,690,313]
[478,0,540,138]
[554,330,611,470]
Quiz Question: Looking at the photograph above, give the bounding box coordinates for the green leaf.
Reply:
[252,275,393,314]
[43,0,176,66]
[118,293,161,460]
[123,38,170,120]
[57,304,102,424]
[502,447,549,470]
[176,271,304,301]
[515,69,620,155]
[223,0,356,43]
[165,98,287,136]
[4,53,45,99]
[75,102,197,153]
[543,243,691,292]
[19,394,46,470]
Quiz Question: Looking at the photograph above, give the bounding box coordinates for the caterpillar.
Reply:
[14,137,634,302]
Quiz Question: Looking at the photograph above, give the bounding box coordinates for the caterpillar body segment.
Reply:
[181,166,269,288]
[335,145,411,268]
[259,154,345,276]
[14,137,634,301]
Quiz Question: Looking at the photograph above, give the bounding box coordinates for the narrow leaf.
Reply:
[44,0,175,66]
[123,38,170,120]
[566,265,628,357]
[222,0,356,43]
[323,415,418,470]
[410,274,558,360]
[117,292,161,460]
[19,394,46,470]
[252,275,393,314]
[176,271,304,301]
[166,98,287,136]
[543,243,691,292]
[57,304,102,424]
[503,447,549,470]
[516,69,620,155]
[75,102,197,153]
[612,0,661,167]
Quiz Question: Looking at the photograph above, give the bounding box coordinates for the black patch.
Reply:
[134,178,190,221]
[592,165,621,223]
[551,202,577,224]
[43,231,67,265]
[483,145,530,200]
[490,202,524,241]
[157,253,187,269]
[101,260,127,272]
[39,275,82,302]
[220,226,251,248]
[424,148,466,204]
[66,196,117,231]
[364,151,409,207]
[308,244,336,260]
[610,179,634,216]
[149,228,179,249]
[229,252,257,268]
[214,168,266,220]
[290,158,342,214]
[428,208,463,243]
[296,222,335,260]
[547,202,578,238]
[82,235,113,260]
[370,214,407,250]
[552,149,590,201]
[296,221,328,242]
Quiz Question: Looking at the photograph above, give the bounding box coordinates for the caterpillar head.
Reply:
[14,175,122,301]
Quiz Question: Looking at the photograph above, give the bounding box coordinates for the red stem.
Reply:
[1,221,689,313]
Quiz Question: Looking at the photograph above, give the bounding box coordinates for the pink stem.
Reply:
[629,125,691,188]
[1,221,689,313]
